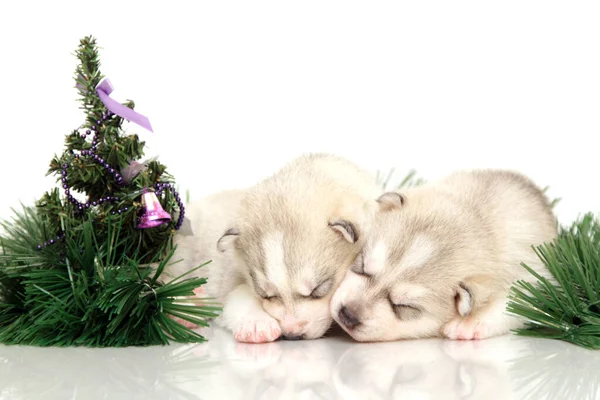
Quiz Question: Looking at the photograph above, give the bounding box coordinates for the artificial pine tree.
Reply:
[0,36,220,347]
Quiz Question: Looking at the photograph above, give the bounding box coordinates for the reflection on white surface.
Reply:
[0,342,215,400]
[333,338,514,400]
[0,326,599,400]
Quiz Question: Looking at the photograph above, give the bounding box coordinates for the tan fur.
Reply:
[220,153,382,340]
[169,188,248,301]
[331,169,558,342]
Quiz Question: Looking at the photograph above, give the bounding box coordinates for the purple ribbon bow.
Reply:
[96,79,153,132]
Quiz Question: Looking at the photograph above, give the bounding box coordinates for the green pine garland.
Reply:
[507,213,600,350]
[0,36,220,347]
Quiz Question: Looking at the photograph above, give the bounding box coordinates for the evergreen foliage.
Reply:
[0,36,220,347]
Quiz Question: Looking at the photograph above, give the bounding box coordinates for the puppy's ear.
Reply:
[454,282,473,317]
[376,192,405,212]
[329,220,359,243]
[217,227,240,253]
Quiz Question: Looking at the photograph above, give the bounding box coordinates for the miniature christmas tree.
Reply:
[0,36,220,347]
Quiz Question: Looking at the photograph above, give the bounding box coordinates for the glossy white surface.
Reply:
[1,326,598,400]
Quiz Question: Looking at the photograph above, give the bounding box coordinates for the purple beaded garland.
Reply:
[38,116,123,250]
[153,182,186,230]
[36,234,68,251]
[36,109,182,249]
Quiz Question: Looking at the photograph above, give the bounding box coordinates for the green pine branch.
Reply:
[0,205,219,347]
[507,213,600,349]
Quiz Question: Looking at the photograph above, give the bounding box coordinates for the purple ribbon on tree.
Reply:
[96,79,153,132]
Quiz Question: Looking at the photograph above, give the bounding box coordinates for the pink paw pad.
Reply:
[443,317,488,341]
[234,318,282,344]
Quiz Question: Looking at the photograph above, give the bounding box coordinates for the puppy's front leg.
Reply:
[442,296,525,340]
[221,283,282,343]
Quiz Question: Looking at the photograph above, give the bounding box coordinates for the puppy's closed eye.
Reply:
[257,285,279,301]
[310,279,333,299]
[351,253,369,276]
[390,299,422,320]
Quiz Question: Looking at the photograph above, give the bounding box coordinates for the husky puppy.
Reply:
[216,153,381,343]
[330,170,558,341]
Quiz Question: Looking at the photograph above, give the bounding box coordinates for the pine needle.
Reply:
[508,213,600,350]
[0,205,220,347]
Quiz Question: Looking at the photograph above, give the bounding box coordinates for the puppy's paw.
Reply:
[234,316,281,343]
[442,317,490,340]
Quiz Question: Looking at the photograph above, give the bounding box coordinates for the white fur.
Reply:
[331,270,365,310]
[222,284,282,343]
[168,188,247,300]
[399,234,436,271]
[262,232,288,297]
[363,241,387,275]
[297,281,314,297]
[443,297,524,340]
[390,283,432,304]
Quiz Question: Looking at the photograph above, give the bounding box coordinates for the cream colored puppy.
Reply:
[217,153,381,342]
[331,169,558,341]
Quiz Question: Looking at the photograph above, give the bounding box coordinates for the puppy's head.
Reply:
[218,195,371,340]
[331,191,484,342]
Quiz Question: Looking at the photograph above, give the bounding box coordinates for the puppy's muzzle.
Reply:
[338,306,360,329]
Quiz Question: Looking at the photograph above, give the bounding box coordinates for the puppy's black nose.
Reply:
[282,335,303,341]
[338,306,360,329]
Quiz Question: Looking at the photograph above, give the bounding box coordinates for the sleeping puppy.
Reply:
[330,169,558,341]
[216,153,381,343]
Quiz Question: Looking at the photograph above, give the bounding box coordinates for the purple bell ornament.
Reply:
[137,189,171,228]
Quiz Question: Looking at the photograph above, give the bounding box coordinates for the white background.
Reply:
[0,1,598,226]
